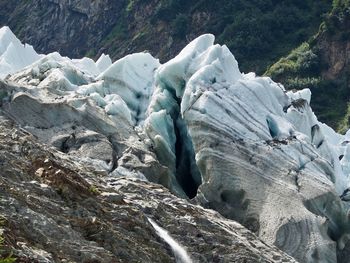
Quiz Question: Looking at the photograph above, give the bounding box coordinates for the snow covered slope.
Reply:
[1,26,350,263]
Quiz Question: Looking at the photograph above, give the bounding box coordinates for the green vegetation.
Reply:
[332,0,350,10]
[96,0,332,73]
[0,219,15,263]
[338,103,350,134]
[105,22,128,43]
[132,25,151,42]
[323,0,350,40]
[126,0,136,12]
[265,43,322,94]
[153,0,189,22]
[89,185,101,195]
[265,43,350,131]
[151,0,331,73]
[266,43,319,80]
[171,14,189,39]
[85,49,97,58]
[266,0,350,132]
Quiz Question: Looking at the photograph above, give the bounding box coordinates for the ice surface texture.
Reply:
[0,26,41,78]
[1,27,350,263]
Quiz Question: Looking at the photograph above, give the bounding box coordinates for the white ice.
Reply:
[0,26,41,78]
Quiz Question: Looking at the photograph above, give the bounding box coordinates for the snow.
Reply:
[156,34,241,100]
[0,26,20,55]
[266,114,294,139]
[104,95,133,124]
[0,27,113,80]
[98,52,160,124]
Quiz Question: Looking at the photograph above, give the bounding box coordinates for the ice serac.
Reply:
[145,35,232,197]
[96,53,112,72]
[0,26,41,78]
[157,36,349,262]
[98,53,160,125]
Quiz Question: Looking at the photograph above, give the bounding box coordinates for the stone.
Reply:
[0,113,296,263]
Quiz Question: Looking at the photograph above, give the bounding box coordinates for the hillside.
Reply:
[266,0,350,132]
[0,0,331,73]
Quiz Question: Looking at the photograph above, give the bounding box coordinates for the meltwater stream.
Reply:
[147,218,192,263]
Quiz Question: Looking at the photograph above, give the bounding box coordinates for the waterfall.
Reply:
[148,218,192,263]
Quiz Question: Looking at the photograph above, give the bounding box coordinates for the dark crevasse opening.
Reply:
[173,115,202,199]
[157,82,202,198]
[266,117,278,139]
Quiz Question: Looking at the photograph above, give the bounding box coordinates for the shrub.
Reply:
[265,43,319,81]
[171,14,189,39]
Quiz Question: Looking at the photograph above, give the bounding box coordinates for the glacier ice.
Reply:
[0,26,41,78]
[2,26,350,262]
[97,53,160,124]
[96,53,112,72]
[72,57,101,77]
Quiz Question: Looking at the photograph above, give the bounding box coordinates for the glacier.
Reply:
[1,26,350,263]
[0,26,41,78]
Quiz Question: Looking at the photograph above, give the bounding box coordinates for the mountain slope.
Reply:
[0,0,331,73]
[266,0,350,132]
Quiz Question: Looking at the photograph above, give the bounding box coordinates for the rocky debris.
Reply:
[0,113,297,263]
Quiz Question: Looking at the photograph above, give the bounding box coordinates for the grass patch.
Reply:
[89,185,101,195]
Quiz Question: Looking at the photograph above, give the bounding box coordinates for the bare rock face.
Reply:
[0,0,169,61]
[0,112,297,263]
[1,0,125,58]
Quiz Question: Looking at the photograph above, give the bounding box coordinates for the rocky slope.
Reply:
[0,109,298,263]
[0,0,330,73]
[1,27,350,263]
